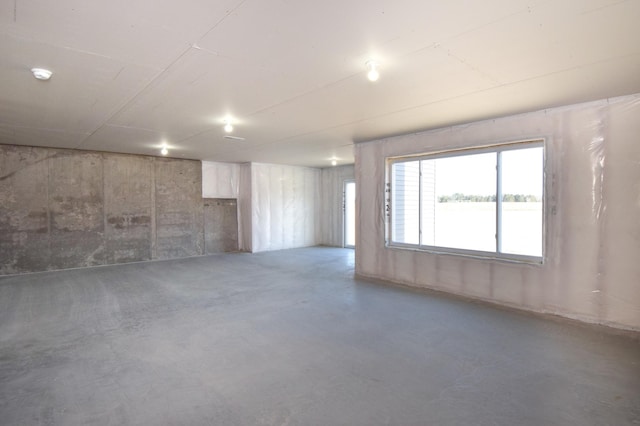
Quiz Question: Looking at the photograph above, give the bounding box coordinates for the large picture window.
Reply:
[388,141,544,262]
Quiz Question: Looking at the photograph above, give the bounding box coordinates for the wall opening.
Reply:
[204,198,239,254]
[344,180,356,248]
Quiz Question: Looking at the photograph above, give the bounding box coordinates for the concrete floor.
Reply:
[0,247,639,426]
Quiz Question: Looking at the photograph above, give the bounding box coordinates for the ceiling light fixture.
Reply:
[31,68,53,81]
[224,119,233,133]
[366,60,379,82]
[160,145,168,156]
[331,160,337,166]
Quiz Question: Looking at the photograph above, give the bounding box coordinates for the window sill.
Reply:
[386,243,544,265]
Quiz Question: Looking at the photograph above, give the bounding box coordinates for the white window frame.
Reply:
[385,140,545,264]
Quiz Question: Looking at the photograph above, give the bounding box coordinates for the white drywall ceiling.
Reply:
[1,0,639,167]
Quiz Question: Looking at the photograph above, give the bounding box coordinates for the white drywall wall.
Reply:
[355,94,640,331]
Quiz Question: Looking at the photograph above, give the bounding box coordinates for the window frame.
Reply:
[385,140,545,264]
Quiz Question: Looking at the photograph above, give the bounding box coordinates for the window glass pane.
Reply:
[420,160,436,246]
[391,161,420,244]
[501,147,543,256]
[389,143,543,261]
[430,153,496,252]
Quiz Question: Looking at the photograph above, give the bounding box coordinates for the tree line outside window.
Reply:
[437,193,541,203]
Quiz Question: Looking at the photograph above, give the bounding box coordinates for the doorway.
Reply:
[203,198,239,254]
[344,180,356,248]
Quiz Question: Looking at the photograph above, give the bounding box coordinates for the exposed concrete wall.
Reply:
[0,146,51,272]
[103,154,154,264]
[48,151,105,270]
[155,158,203,260]
[203,198,238,254]
[0,145,204,275]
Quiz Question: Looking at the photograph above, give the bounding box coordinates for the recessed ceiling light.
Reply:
[160,145,168,156]
[331,160,337,166]
[31,68,53,81]
[366,60,379,82]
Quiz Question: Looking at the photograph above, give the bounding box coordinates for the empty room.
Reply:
[1,1,639,425]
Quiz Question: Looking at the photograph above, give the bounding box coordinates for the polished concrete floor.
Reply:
[0,247,639,426]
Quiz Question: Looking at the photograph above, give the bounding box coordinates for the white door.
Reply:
[344,180,356,248]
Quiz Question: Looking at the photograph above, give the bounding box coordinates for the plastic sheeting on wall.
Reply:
[202,161,323,253]
[355,93,640,331]
[250,163,322,252]
[202,161,239,199]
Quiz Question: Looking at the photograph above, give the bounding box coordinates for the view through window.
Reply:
[389,142,543,260]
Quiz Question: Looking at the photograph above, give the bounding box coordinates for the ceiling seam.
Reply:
[580,0,632,16]
[2,32,162,70]
[174,70,367,144]
[217,140,354,157]
[345,54,640,142]
[0,123,90,134]
[74,0,249,150]
[433,5,535,45]
[195,0,249,43]
[74,46,195,150]
[176,1,546,146]
[101,124,159,132]
[354,51,640,127]
[168,3,538,146]
[205,52,640,150]
[444,48,504,86]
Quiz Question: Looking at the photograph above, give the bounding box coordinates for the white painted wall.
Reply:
[355,94,640,331]
[250,163,322,252]
[321,165,355,247]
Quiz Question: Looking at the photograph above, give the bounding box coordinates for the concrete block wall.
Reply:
[0,145,204,275]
